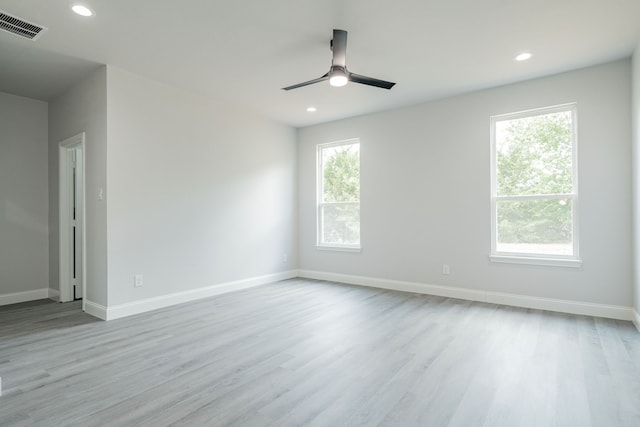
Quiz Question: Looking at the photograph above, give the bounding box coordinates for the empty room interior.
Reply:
[1,0,640,425]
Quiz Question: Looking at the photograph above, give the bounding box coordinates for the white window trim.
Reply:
[490,103,581,268]
[316,138,361,251]
[316,244,362,253]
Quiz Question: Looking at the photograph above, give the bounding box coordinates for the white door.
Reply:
[71,147,84,299]
[59,133,85,303]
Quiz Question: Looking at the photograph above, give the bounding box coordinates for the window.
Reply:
[317,139,360,250]
[490,104,580,266]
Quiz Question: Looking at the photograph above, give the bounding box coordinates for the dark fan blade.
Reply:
[282,74,329,91]
[331,29,347,67]
[349,72,396,90]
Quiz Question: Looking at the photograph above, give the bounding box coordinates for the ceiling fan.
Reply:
[282,29,396,91]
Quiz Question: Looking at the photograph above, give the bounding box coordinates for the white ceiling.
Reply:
[0,0,638,127]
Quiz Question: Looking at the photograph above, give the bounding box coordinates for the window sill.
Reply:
[316,245,362,253]
[490,254,582,268]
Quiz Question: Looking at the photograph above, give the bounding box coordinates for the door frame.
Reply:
[58,133,86,308]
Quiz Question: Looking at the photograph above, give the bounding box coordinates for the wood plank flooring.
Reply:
[1,278,639,426]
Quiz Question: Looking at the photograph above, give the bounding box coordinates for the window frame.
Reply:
[490,103,581,267]
[316,138,361,252]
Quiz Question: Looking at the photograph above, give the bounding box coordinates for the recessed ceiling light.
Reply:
[72,5,94,17]
[515,52,532,62]
[306,106,317,112]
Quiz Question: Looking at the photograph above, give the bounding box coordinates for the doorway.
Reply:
[59,133,85,306]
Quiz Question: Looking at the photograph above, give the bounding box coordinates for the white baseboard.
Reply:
[0,288,49,306]
[633,309,640,332]
[48,288,60,302]
[104,270,297,321]
[83,299,108,320]
[297,270,635,322]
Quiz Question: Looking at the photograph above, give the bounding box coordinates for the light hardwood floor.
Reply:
[1,278,639,426]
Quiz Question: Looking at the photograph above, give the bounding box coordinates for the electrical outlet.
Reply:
[282,253,288,263]
[134,274,143,287]
[442,264,450,275]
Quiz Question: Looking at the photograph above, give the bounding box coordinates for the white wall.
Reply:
[49,67,108,306]
[0,92,49,299]
[105,67,297,307]
[632,44,640,325]
[298,59,632,307]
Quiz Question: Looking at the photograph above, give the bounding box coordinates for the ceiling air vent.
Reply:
[0,10,46,40]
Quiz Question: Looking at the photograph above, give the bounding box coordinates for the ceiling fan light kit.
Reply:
[329,66,348,87]
[283,29,395,91]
